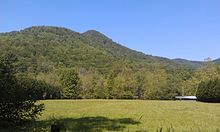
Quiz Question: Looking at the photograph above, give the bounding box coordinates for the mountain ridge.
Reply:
[172,58,204,69]
[0,26,219,70]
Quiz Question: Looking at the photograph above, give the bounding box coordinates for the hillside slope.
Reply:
[0,26,117,73]
[0,26,185,73]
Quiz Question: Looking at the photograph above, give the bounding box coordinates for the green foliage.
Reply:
[17,75,61,100]
[182,61,220,96]
[197,79,220,102]
[0,26,220,100]
[59,68,82,99]
[0,53,44,127]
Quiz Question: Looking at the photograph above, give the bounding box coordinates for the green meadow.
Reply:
[25,100,220,132]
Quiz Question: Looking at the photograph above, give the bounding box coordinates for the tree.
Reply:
[183,61,220,96]
[59,68,82,99]
[0,53,44,127]
[106,70,117,99]
[113,71,135,99]
[18,75,61,100]
[144,65,168,100]
[197,79,220,102]
[134,72,146,99]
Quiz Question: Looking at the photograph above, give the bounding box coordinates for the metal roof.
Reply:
[175,96,197,99]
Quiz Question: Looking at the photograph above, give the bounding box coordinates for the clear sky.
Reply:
[1,0,220,61]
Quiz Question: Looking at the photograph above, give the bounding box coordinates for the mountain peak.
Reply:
[23,26,71,31]
[83,30,111,40]
[83,30,101,34]
[82,30,113,46]
[21,26,79,35]
[83,30,104,36]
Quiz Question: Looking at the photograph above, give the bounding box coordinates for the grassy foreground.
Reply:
[29,100,219,131]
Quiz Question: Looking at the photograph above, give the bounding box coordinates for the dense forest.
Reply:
[0,26,220,101]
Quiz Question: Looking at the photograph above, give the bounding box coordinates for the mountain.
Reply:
[214,58,220,63]
[0,26,186,74]
[82,30,152,62]
[173,58,220,68]
[82,30,184,70]
[1,26,219,100]
[172,59,203,69]
[0,26,116,72]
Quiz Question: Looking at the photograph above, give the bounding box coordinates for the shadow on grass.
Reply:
[23,116,140,131]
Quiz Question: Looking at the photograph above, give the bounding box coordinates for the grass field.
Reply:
[27,100,220,131]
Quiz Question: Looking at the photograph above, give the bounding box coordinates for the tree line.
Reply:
[1,53,219,102]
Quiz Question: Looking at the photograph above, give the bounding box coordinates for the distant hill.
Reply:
[0,26,186,73]
[0,26,117,73]
[213,58,220,63]
[173,58,220,68]
[0,26,218,73]
[82,30,182,68]
[82,30,153,62]
[172,59,203,69]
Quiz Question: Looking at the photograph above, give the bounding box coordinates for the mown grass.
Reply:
[24,100,220,131]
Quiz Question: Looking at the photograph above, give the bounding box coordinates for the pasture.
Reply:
[28,100,220,131]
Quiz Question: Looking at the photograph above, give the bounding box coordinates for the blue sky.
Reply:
[1,0,220,61]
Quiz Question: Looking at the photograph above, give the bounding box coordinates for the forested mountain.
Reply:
[172,59,203,69]
[0,26,116,73]
[82,30,183,70]
[0,26,220,100]
[0,26,185,72]
[173,58,220,69]
[83,30,158,62]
